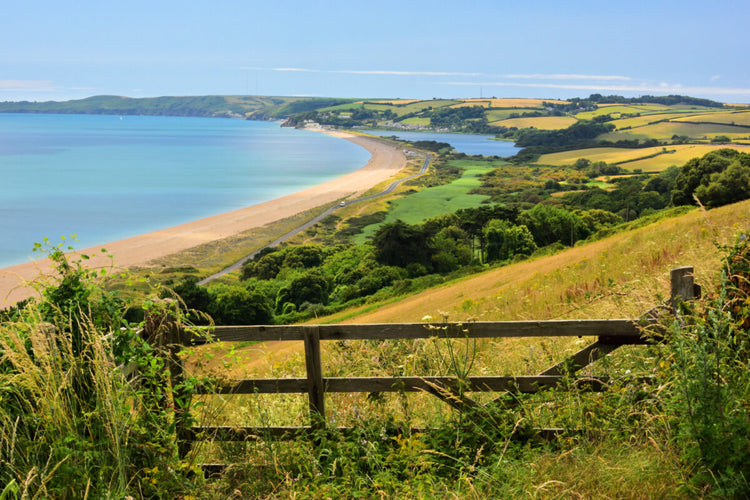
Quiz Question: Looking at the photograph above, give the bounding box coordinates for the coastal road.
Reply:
[198,153,431,285]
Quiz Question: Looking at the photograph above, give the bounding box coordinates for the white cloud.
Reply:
[244,67,483,77]
[0,80,56,91]
[502,74,630,81]
[441,80,750,96]
[245,67,628,80]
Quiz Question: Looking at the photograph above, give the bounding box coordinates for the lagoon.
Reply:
[365,130,521,156]
[0,114,370,268]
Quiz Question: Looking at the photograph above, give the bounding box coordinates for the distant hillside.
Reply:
[0,95,357,120]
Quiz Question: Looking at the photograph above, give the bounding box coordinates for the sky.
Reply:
[2,0,750,104]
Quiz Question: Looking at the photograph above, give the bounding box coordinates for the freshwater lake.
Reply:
[366,129,521,156]
[0,114,370,268]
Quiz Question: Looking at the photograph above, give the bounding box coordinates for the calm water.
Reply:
[0,114,370,268]
[366,130,521,156]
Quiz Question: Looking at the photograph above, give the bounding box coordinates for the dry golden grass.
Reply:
[538,144,750,172]
[605,121,749,140]
[612,112,712,130]
[673,109,750,127]
[492,116,577,130]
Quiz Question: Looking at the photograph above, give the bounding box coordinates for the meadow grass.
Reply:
[491,115,577,130]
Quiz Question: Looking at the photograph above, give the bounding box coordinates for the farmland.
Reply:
[492,115,576,130]
[539,144,750,171]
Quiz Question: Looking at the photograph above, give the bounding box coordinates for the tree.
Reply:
[518,204,590,247]
[430,225,473,272]
[578,209,623,233]
[695,160,750,208]
[483,220,537,262]
[372,220,432,268]
[275,270,332,313]
[283,244,326,269]
[671,149,750,206]
[208,284,273,325]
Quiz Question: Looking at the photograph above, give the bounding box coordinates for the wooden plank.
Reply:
[304,327,326,430]
[190,426,307,441]
[192,425,569,442]
[193,319,641,343]
[197,379,308,394]
[198,375,617,395]
[539,341,621,376]
[327,375,612,393]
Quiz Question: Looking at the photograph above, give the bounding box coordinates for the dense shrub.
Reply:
[657,234,750,497]
[671,148,750,207]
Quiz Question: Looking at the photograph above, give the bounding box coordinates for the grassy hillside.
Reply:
[326,200,749,324]
[206,199,750,498]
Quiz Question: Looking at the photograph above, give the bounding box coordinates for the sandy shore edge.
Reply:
[0,129,406,306]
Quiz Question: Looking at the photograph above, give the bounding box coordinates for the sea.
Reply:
[0,114,371,268]
[365,129,521,157]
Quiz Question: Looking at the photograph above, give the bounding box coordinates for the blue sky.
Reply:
[3,0,749,103]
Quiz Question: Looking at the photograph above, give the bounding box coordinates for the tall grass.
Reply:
[0,243,210,498]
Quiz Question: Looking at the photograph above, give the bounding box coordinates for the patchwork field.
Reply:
[601,121,750,140]
[672,109,750,127]
[538,144,750,171]
[492,115,577,130]
[576,104,671,120]
[612,112,714,130]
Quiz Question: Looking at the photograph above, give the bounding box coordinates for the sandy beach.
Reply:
[0,130,406,307]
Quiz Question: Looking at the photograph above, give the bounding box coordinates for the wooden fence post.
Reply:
[670,266,695,312]
[142,299,192,459]
[303,326,326,432]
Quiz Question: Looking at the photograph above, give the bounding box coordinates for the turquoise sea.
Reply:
[0,114,370,268]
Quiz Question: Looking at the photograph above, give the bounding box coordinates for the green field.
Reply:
[492,115,577,130]
[355,160,496,242]
[485,108,537,121]
[400,116,430,126]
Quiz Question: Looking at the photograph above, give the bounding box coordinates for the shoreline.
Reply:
[0,129,407,307]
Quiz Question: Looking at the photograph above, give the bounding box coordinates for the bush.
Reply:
[658,234,750,497]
